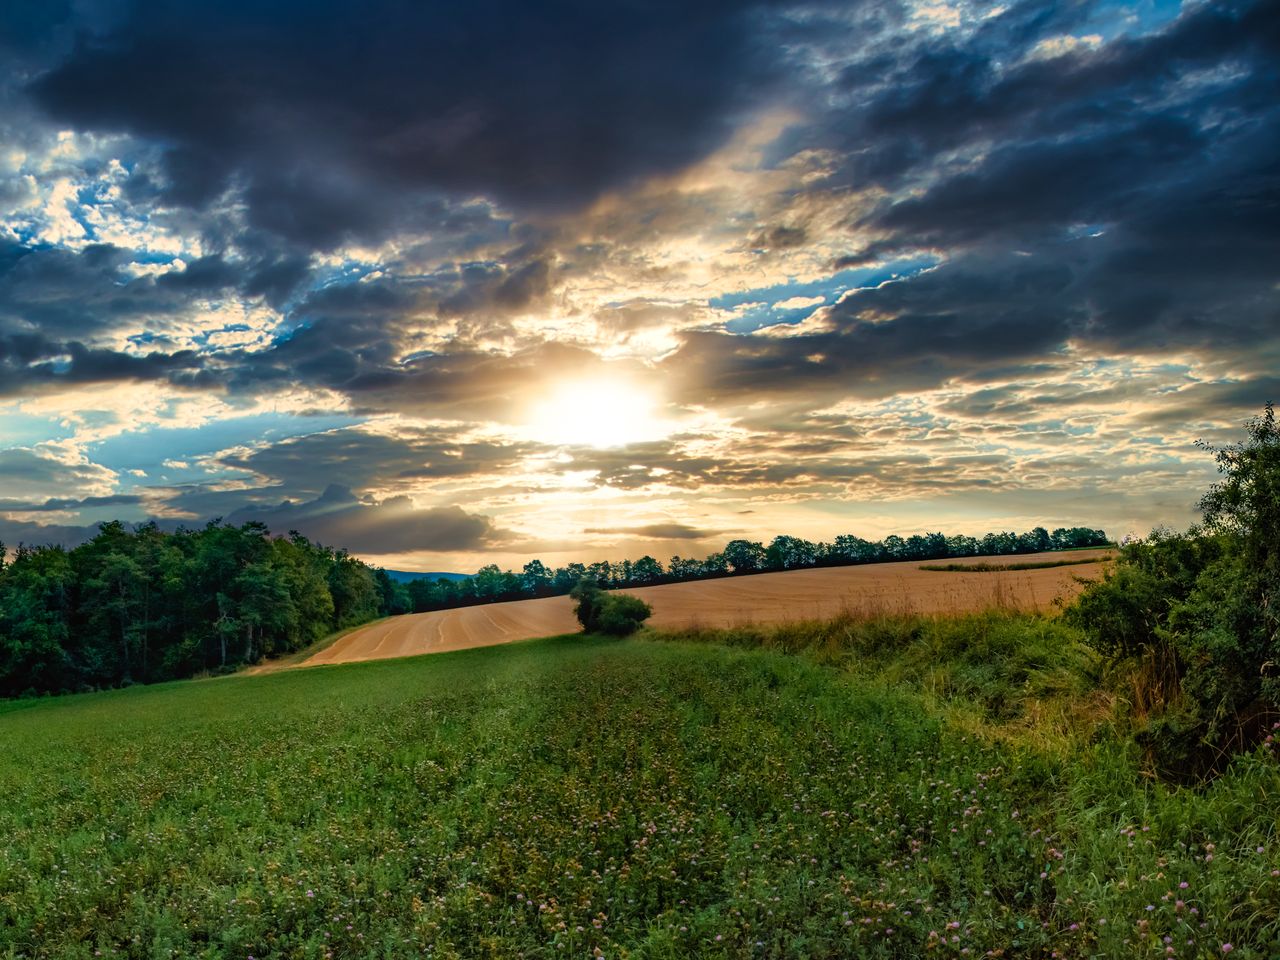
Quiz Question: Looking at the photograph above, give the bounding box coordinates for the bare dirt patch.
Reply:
[301,549,1113,668]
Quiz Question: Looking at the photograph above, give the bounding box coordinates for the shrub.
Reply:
[596,594,653,636]
[570,580,652,635]
[1068,404,1280,778]
[570,579,605,632]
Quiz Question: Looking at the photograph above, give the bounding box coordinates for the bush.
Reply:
[570,580,652,635]
[596,594,653,636]
[1068,404,1280,778]
[570,579,605,632]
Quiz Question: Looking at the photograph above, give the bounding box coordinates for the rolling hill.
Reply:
[305,549,1113,667]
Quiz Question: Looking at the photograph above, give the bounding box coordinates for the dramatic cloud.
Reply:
[584,523,721,541]
[224,485,499,554]
[27,0,789,245]
[214,426,535,497]
[0,446,117,500]
[0,0,1276,570]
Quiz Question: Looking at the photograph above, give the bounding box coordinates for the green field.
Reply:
[2,621,1279,959]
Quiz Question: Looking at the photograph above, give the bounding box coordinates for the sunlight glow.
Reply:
[523,378,670,448]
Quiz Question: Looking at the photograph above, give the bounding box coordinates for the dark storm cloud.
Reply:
[228,333,612,420]
[153,254,239,292]
[849,0,1279,344]
[27,0,789,248]
[811,0,1277,196]
[583,522,720,541]
[556,439,1009,495]
[0,493,143,512]
[0,330,204,397]
[224,484,498,554]
[438,259,554,320]
[0,517,106,550]
[655,0,1279,408]
[659,253,1082,404]
[0,238,318,394]
[0,447,113,497]
[215,426,535,498]
[0,241,198,339]
[2,0,1277,557]
[0,487,497,555]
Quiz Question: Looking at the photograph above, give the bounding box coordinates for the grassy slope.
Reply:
[1,624,1279,959]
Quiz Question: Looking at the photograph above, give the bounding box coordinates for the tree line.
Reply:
[0,521,385,698]
[1,517,1106,698]
[387,525,1110,614]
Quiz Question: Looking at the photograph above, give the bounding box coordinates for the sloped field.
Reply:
[306,549,1112,666]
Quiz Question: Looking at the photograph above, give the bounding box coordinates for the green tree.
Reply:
[328,551,380,628]
[1198,401,1280,585]
[0,545,74,695]
[522,560,552,595]
[570,579,605,633]
[235,560,296,662]
[630,555,663,583]
[766,536,817,570]
[80,546,145,683]
[723,539,766,573]
[1070,404,1280,776]
[474,564,508,599]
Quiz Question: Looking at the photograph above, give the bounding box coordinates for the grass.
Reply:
[918,557,1109,573]
[2,622,1279,958]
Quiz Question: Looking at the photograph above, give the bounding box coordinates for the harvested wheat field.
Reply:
[303,549,1113,667]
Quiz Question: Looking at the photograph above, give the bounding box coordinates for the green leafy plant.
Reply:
[570,579,652,635]
[1070,404,1280,778]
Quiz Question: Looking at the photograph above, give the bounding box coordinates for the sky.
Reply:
[0,0,1276,572]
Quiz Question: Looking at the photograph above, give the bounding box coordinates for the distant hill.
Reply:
[382,569,471,583]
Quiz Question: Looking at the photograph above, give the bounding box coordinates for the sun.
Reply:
[523,377,670,448]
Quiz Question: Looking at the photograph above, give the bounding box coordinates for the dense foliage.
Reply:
[570,580,652,636]
[3,632,1277,959]
[398,524,1110,613]
[1069,404,1280,777]
[0,521,387,697]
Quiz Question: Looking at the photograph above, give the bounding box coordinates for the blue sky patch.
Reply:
[713,257,938,334]
[90,413,365,484]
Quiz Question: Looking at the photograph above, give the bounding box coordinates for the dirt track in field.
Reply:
[301,549,1113,668]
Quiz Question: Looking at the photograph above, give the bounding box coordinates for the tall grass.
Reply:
[652,609,1103,742]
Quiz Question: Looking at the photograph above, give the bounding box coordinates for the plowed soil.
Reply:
[302,549,1112,667]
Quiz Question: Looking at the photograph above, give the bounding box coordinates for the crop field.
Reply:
[3,622,1278,959]
[309,550,1112,667]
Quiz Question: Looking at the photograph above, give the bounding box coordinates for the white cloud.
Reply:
[773,295,825,311]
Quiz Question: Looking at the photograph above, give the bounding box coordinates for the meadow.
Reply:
[2,617,1278,959]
